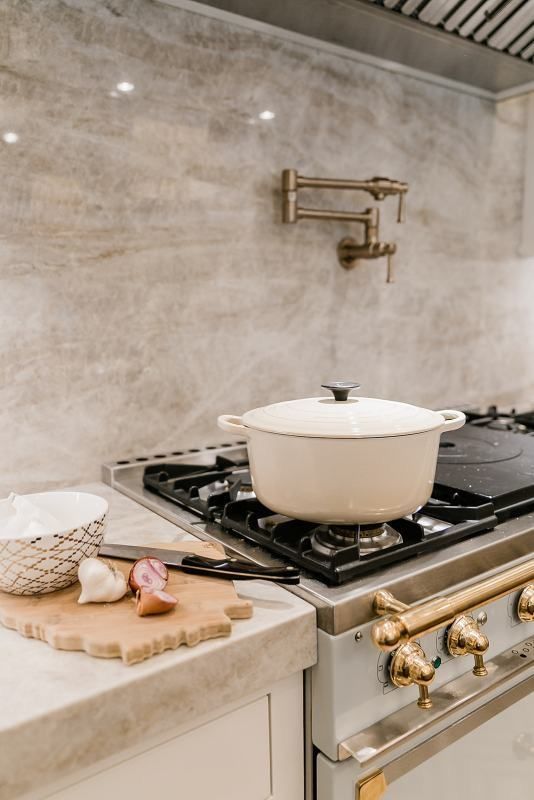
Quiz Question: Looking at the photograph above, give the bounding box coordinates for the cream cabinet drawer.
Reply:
[47,696,271,800]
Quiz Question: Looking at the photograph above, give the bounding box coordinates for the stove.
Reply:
[103,405,534,800]
[137,410,534,585]
[102,406,534,633]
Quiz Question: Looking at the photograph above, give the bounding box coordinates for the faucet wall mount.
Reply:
[281,169,408,283]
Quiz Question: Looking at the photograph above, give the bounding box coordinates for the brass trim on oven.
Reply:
[340,636,534,764]
[372,559,534,652]
[357,770,388,800]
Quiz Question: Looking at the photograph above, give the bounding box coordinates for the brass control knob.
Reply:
[517,585,534,622]
[447,615,489,677]
[390,642,435,709]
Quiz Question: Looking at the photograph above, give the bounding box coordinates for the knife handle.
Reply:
[179,554,300,584]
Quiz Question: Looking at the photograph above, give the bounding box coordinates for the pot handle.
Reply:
[436,409,466,432]
[217,414,248,437]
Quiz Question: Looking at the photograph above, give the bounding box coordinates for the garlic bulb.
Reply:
[77,558,128,604]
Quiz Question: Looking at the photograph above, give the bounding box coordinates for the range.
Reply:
[103,404,534,800]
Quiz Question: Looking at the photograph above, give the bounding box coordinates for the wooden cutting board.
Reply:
[0,541,253,665]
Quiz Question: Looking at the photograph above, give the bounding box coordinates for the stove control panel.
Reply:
[370,567,534,710]
[312,585,534,763]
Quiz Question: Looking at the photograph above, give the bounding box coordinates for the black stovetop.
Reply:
[143,407,534,585]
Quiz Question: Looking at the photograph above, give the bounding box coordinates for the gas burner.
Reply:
[465,406,533,434]
[311,524,403,557]
[319,525,361,547]
[235,483,255,501]
[310,526,356,556]
[143,451,251,518]
[359,524,403,554]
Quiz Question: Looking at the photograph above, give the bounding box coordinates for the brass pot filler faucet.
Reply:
[281,169,408,282]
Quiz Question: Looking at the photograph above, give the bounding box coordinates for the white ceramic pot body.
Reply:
[245,428,442,524]
[218,385,465,525]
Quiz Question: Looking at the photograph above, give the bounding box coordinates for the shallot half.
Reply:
[128,557,168,593]
[135,588,177,616]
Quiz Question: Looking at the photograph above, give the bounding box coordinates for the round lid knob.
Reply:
[321,381,361,402]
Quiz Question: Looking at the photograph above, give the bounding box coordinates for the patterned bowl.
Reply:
[0,492,108,595]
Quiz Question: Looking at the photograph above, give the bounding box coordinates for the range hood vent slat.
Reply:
[488,2,534,50]
[473,0,527,43]
[520,36,534,55]
[419,0,463,25]
[507,21,534,52]
[372,0,534,61]
[444,0,488,32]
[457,0,503,38]
[192,0,534,94]
[400,0,430,13]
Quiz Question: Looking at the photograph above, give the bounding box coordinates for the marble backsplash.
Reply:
[1,0,533,494]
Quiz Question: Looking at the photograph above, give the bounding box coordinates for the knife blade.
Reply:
[99,543,300,584]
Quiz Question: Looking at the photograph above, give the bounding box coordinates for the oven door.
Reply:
[316,666,534,799]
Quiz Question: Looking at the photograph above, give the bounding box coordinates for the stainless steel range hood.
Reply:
[194,0,534,97]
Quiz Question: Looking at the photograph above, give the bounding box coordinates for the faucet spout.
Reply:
[337,238,397,282]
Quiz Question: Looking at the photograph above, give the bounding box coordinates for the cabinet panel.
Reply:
[47,697,271,800]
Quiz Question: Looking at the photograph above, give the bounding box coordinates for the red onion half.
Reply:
[128,557,168,593]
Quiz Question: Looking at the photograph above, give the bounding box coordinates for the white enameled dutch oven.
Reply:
[218,381,466,525]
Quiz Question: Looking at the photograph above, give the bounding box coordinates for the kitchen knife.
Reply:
[99,543,300,584]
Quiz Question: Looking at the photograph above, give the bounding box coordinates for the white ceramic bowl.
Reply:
[0,492,108,595]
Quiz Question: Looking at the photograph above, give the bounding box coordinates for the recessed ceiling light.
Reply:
[258,110,275,120]
[2,131,19,144]
[116,81,135,93]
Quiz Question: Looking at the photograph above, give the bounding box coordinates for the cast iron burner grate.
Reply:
[143,452,500,585]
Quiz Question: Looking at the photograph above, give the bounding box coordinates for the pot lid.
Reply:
[242,382,445,438]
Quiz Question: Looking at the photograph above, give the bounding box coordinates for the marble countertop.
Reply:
[0,483,317,800]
